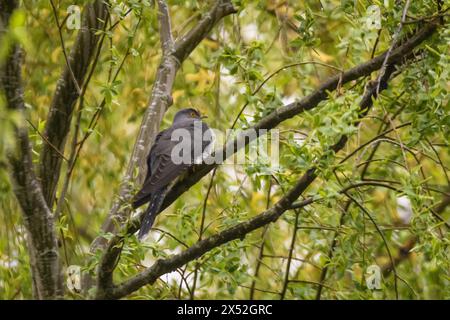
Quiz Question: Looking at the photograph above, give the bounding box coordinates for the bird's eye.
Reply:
[191,112,196,117]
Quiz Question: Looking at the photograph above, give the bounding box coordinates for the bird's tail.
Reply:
[138,188,166,240]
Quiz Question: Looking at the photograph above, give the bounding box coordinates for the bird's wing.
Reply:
[145,129,166,180]
[133,130,168,208]
[133,127,188,208]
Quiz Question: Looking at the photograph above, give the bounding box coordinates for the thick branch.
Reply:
[39,0,109,206]
[0,1,61,299]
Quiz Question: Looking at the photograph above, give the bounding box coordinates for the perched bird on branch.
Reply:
[132,108,212,239]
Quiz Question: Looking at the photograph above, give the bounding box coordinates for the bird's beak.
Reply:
[200,115,208,119]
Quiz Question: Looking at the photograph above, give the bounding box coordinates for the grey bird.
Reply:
[132,108,212,239]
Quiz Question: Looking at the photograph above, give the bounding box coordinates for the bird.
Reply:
[132,108,212,240]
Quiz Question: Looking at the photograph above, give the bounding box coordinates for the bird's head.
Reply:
[173,108,207,122]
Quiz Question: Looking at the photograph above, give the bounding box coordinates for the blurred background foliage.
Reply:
[0,0,449,299]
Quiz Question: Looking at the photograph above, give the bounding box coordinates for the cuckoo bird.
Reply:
[132,108,212,239]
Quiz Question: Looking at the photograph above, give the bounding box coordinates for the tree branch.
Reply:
[157,0,174,55]
[0,0,61,299]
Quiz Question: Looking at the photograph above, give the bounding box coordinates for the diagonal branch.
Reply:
[39,0,110,207]
[159,21,439,215]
